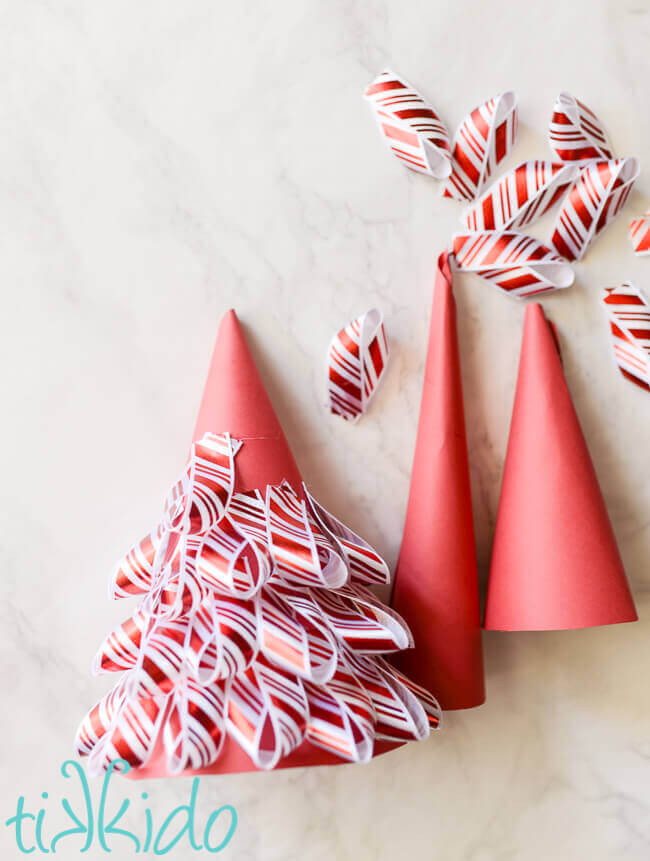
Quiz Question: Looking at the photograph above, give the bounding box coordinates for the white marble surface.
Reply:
[1,1,649,858]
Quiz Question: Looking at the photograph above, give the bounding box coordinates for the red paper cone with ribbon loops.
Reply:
[390,253,485,710]
[484,304,638,631]
[76,310,441,779]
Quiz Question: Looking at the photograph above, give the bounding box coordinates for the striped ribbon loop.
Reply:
[375,657,442,732]
[462,161,578,231]
[327,308,389,422]
[163,677,228,774]
[629,211,650,256]
[442,91,518,202]
[364,69,451,179]
[548,91,614,163]
[551,158,639,261]
[452,231,574,297]
[603,282,650,392]
[78,433,438,776]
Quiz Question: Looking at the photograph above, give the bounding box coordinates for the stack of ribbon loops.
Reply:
[76,432,440,776]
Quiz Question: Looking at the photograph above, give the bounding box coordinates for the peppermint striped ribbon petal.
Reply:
[551,158,640,261]
[93,610,150,674]
[163,677,228,774]
[442,91,518,201]
[227,659,308,770]
[110,525,164,599]
[327,308,389,422]
[257,588,337,684]
[304,655,375,763]
[375,657,442,731]
[196,513,272,599]
[303,487,390,585]
[462,161,578,231]
[364,69,451,179]
[603,282,650,392]
[629,211,650,256]
[127,619,188,698]
[313,583,412,653]
[266,482,348,588]
[548,91,613,163]
[76,677,166,777]
[164,433,240,535]
[452,231,574,297]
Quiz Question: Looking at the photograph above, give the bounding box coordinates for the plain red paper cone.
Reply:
[484,303,638,631]
[390,252,485,710]
[132,310,399,778]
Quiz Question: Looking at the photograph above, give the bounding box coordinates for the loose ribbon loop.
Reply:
[462,160,578,231]
[78,433,439,775]
[551,158,640,261]
[364,69,452,179]
[629,211,650,256]
[442,91,518,201]
[452,231,574,297]
[602,282,650,392]
[548,91,614,163]
[326,308,389,422]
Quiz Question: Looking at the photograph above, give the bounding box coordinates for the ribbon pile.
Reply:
[76,431,440,776]
[365,77,641,296]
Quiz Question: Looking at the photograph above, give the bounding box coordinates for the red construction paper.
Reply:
[131,310,400,779]
[390,253,485,710]
[484,303,638,630]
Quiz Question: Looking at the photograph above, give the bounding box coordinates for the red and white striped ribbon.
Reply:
[602,282,650,392]
[550,158,640,261]
[548,91,614,163]
[364,69,451,179]
[629,211,650,256]
[78,434,440,775]
[327,308,389,422]
[462,161,578,231]
[452,231,574,297]
[442,91,518,201]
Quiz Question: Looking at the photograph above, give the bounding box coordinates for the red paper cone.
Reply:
[390,253,485,710]
[132,310,401,778]
[484,303,638,631]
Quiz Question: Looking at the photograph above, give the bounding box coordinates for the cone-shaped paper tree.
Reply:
[76,311,440,778]
[391,253,485,710]
[484,303,638,630]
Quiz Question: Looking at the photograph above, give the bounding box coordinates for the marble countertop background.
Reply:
[1,1,648,858]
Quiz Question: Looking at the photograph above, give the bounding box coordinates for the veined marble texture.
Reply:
[0,1,648,859]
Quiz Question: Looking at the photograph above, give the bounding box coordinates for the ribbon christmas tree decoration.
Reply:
[364,70,452,179]
[76,310,441,779]
[326,308,389,422]
[442,91,518,202]
[484,304,638,631]
[603,282,650,392]
[548,91,614,163]
[451,231,574,297]
[461,161,578,231]
[629,211,650,256]
[550,158,640,261]
[390,252,485,710]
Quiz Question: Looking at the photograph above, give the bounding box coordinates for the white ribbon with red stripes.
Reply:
[326,308,389,422]
[602,282,650,392]
[629,211,650,256]
[76,433,440,776]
